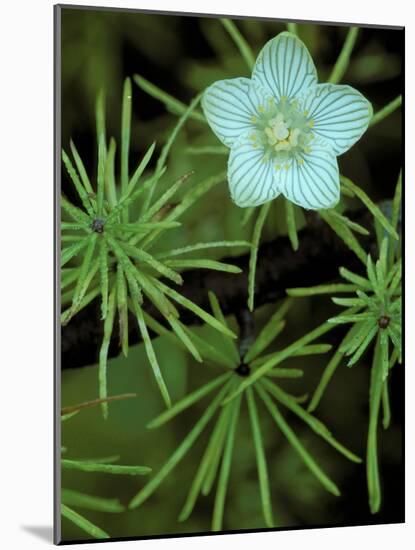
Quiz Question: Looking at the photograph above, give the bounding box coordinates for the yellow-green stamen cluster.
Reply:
[251,97,314,169]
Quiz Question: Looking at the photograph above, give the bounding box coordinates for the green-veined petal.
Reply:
[299,83,372,156]
[252,32,317,102]
[227,131,280,207]
[277,136,339,210]
[202,77,271,147]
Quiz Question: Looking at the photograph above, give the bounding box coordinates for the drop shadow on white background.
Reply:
[20,526,53,544]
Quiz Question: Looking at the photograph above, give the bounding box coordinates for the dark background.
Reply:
[59,6,404,542]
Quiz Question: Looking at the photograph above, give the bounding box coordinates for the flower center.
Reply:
[265,114,302,153]
[266,113,289,142]
[252,97,315,169]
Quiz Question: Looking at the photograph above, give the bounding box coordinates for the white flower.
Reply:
[201,32,373,209]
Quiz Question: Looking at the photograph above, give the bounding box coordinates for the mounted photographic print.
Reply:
[54,4,404,545]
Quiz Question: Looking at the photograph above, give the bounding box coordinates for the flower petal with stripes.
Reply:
[227,131,280,208]
[252,32,317,102]
[277,137,340,210]
[202,77,273,147]
[299,83,373,156]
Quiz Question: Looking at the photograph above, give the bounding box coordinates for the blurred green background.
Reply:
[59,6,403,543]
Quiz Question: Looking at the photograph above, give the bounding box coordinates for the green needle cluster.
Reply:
[61,79,249,414]
[286,173,402,514]
[128,293,361,530]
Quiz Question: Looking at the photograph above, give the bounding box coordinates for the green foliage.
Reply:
[220,18,255,70]
[129,295,360,529]
[61,79,248,412]
[286,174,402,513]
[61,398,151,540]
[62,489,125,513]
[328,27,360,84]
[370,95,402,127]
[133,74,206,123]
[61,504,110,540]
[248,203,271,311]
[62,459,151,475]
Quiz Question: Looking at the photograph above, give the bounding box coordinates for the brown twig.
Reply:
[61,393,138,415]
[61,207,377,370]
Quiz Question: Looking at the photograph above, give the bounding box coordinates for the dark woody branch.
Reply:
[61,207,378,370]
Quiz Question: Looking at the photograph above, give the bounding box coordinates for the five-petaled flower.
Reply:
[201,31,373,210]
